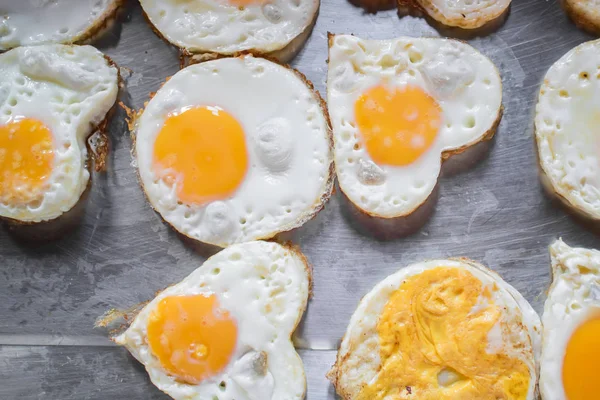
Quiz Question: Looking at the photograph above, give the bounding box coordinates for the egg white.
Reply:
[535,39,600,221]
[400,0,511,29]
[329,258,541,400]
[327,35,502,218]
[139,0,319,57]
[539,239,600,400]
[115,240,310,400]
[135,55,333,247]
[0,0,122,51]
[0,44,118,222]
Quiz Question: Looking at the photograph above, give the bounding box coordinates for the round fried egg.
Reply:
[327,35,502,219]
[539,240,600,400]
[115,240,311,400]
[0,0,122,51]
[139,0,319,61]
[328,258,541,400]
[134,55,333,247]
[535,39,600,222]
[0,44,118,223]
[398,0,511,29]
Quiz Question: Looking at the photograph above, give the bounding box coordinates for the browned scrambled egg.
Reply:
[357,267,530,400]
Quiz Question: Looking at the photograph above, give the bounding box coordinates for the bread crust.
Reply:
[561,0,600,35]
[141,1,319,64]
[131,55,335,248]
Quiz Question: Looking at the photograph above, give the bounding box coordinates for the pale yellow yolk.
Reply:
[354,85,442,166]
[153,106,248,205]
[147,294,238,384]
[562,316,600,400]
[0,119,54,205]
[358,267,530,400]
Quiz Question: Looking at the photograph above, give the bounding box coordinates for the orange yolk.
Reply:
[0,118,54,205]
[354,85,442,166]
[153,106,248,205]
[147,294,238,384]
[562,316,600,400]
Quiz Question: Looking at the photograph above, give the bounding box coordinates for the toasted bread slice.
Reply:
[398,0,510,30]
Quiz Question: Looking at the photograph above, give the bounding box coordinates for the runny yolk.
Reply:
[354,85,442,166]
[0,118,54,205]
[147,294,237,384]
[153,106,248,205]
[358,267,531,400]
[562,316,600,400]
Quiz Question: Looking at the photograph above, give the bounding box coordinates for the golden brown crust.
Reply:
[74,0,125,46]
[561,0,600,35]
[132,55,335,248]
[141,3,318,64]
[0,52,120,229]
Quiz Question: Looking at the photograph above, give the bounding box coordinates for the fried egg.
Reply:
[535,39,600,222]
[398,0,511,29]
[327,35,502,219]
[0,0,123,51]
[114,240,311,400]
[328,258,541,400]
[539,240,600,400]
[561,0,600,35]
[134,55,333,247]
[0,44,118,223]
[139,0,319,61]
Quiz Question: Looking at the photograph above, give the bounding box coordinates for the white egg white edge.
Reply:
[535,39,600,222]
[561,0,600,35]
[327,34,503,219]
[397,0,511,30]
[130,55,335,248]
[113,240,312,400]
[328,257,541,400]
[139,0,320,63]
[0,0,124,51]
[0,44,120,224]
[539,239,600,400]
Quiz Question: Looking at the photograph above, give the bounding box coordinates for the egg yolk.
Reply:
[354,85,442,166]
[562,316,600,400]
[147,294,237,384]
[358,267,530,400]
[0,118,54,205]
[153,106,248,205]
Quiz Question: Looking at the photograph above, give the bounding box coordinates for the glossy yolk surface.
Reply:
[153,106,248,205]
[562,316,600,400]
[0,119,54,205]
[358,267,530,400]
[355,85,442,166]
[147,294,237,384]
